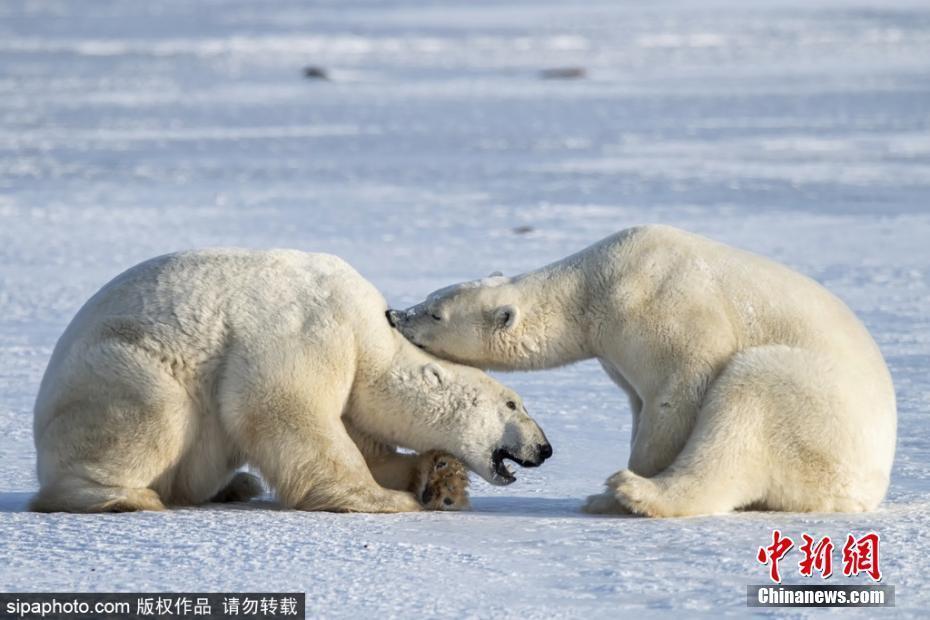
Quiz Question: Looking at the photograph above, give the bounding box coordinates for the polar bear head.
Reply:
[386,356,552,486]
[386,275,530,370]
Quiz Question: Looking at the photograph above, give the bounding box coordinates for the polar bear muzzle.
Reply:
[489,442,553,485]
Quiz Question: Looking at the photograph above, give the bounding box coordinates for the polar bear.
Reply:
[31,249,551,514]
[388,225,897,517]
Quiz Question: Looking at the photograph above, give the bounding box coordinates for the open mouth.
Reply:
[490,448,518,485]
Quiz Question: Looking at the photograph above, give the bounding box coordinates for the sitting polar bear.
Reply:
[388,225,897,517]
[31,249,551,513]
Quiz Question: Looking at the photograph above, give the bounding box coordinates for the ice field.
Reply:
[1,0,929,616]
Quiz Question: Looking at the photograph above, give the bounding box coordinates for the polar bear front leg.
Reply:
[597,359,642,445]
[223,384,422,513]
[586,372,732,517]
[345,424,469,510]
[581,490,631,515]
[266,415,422,513]
[344,421,416,489]
[627,376,707,477]
[359,450,470,511]
[603,350,792,517]
[410,451,470,511]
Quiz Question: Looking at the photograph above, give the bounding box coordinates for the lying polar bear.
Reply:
[31,249,551,513]
[388,225,896,517]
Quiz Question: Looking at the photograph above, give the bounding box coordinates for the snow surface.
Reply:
[1,0,929,616]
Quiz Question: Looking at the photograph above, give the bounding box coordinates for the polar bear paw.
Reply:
[606,469,664,517]
[411,451,470,511]
[581,491,631,515]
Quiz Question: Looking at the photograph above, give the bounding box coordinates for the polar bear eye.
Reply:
[431,313,442,321]
[506,401,517,410]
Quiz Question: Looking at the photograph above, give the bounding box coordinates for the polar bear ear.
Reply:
[493,305,519,330]
[422,362,448,387]
[488,270,503,277]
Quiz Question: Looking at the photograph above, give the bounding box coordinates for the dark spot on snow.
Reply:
[303,66,329,80]
[540,67,586,80]
[512,225,534,235]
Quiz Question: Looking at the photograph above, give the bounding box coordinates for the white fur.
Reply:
[31,249,549,513]
[393,225,897,516]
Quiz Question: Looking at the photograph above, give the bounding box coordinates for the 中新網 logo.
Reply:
[756,530,881,583]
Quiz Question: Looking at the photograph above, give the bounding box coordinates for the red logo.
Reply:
[756,529,794,583]
[798,534,834,578]
[842,533,882,582]
[757,531,882,583]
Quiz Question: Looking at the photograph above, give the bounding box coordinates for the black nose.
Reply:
[538,442,553,461]
[385,309,398,328]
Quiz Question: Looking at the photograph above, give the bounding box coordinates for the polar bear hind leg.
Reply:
[606,346,870,517]
[31,341,199,513]
[30,477,165,513]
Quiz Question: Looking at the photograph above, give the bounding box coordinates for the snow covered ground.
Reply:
[1,0,929,616]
